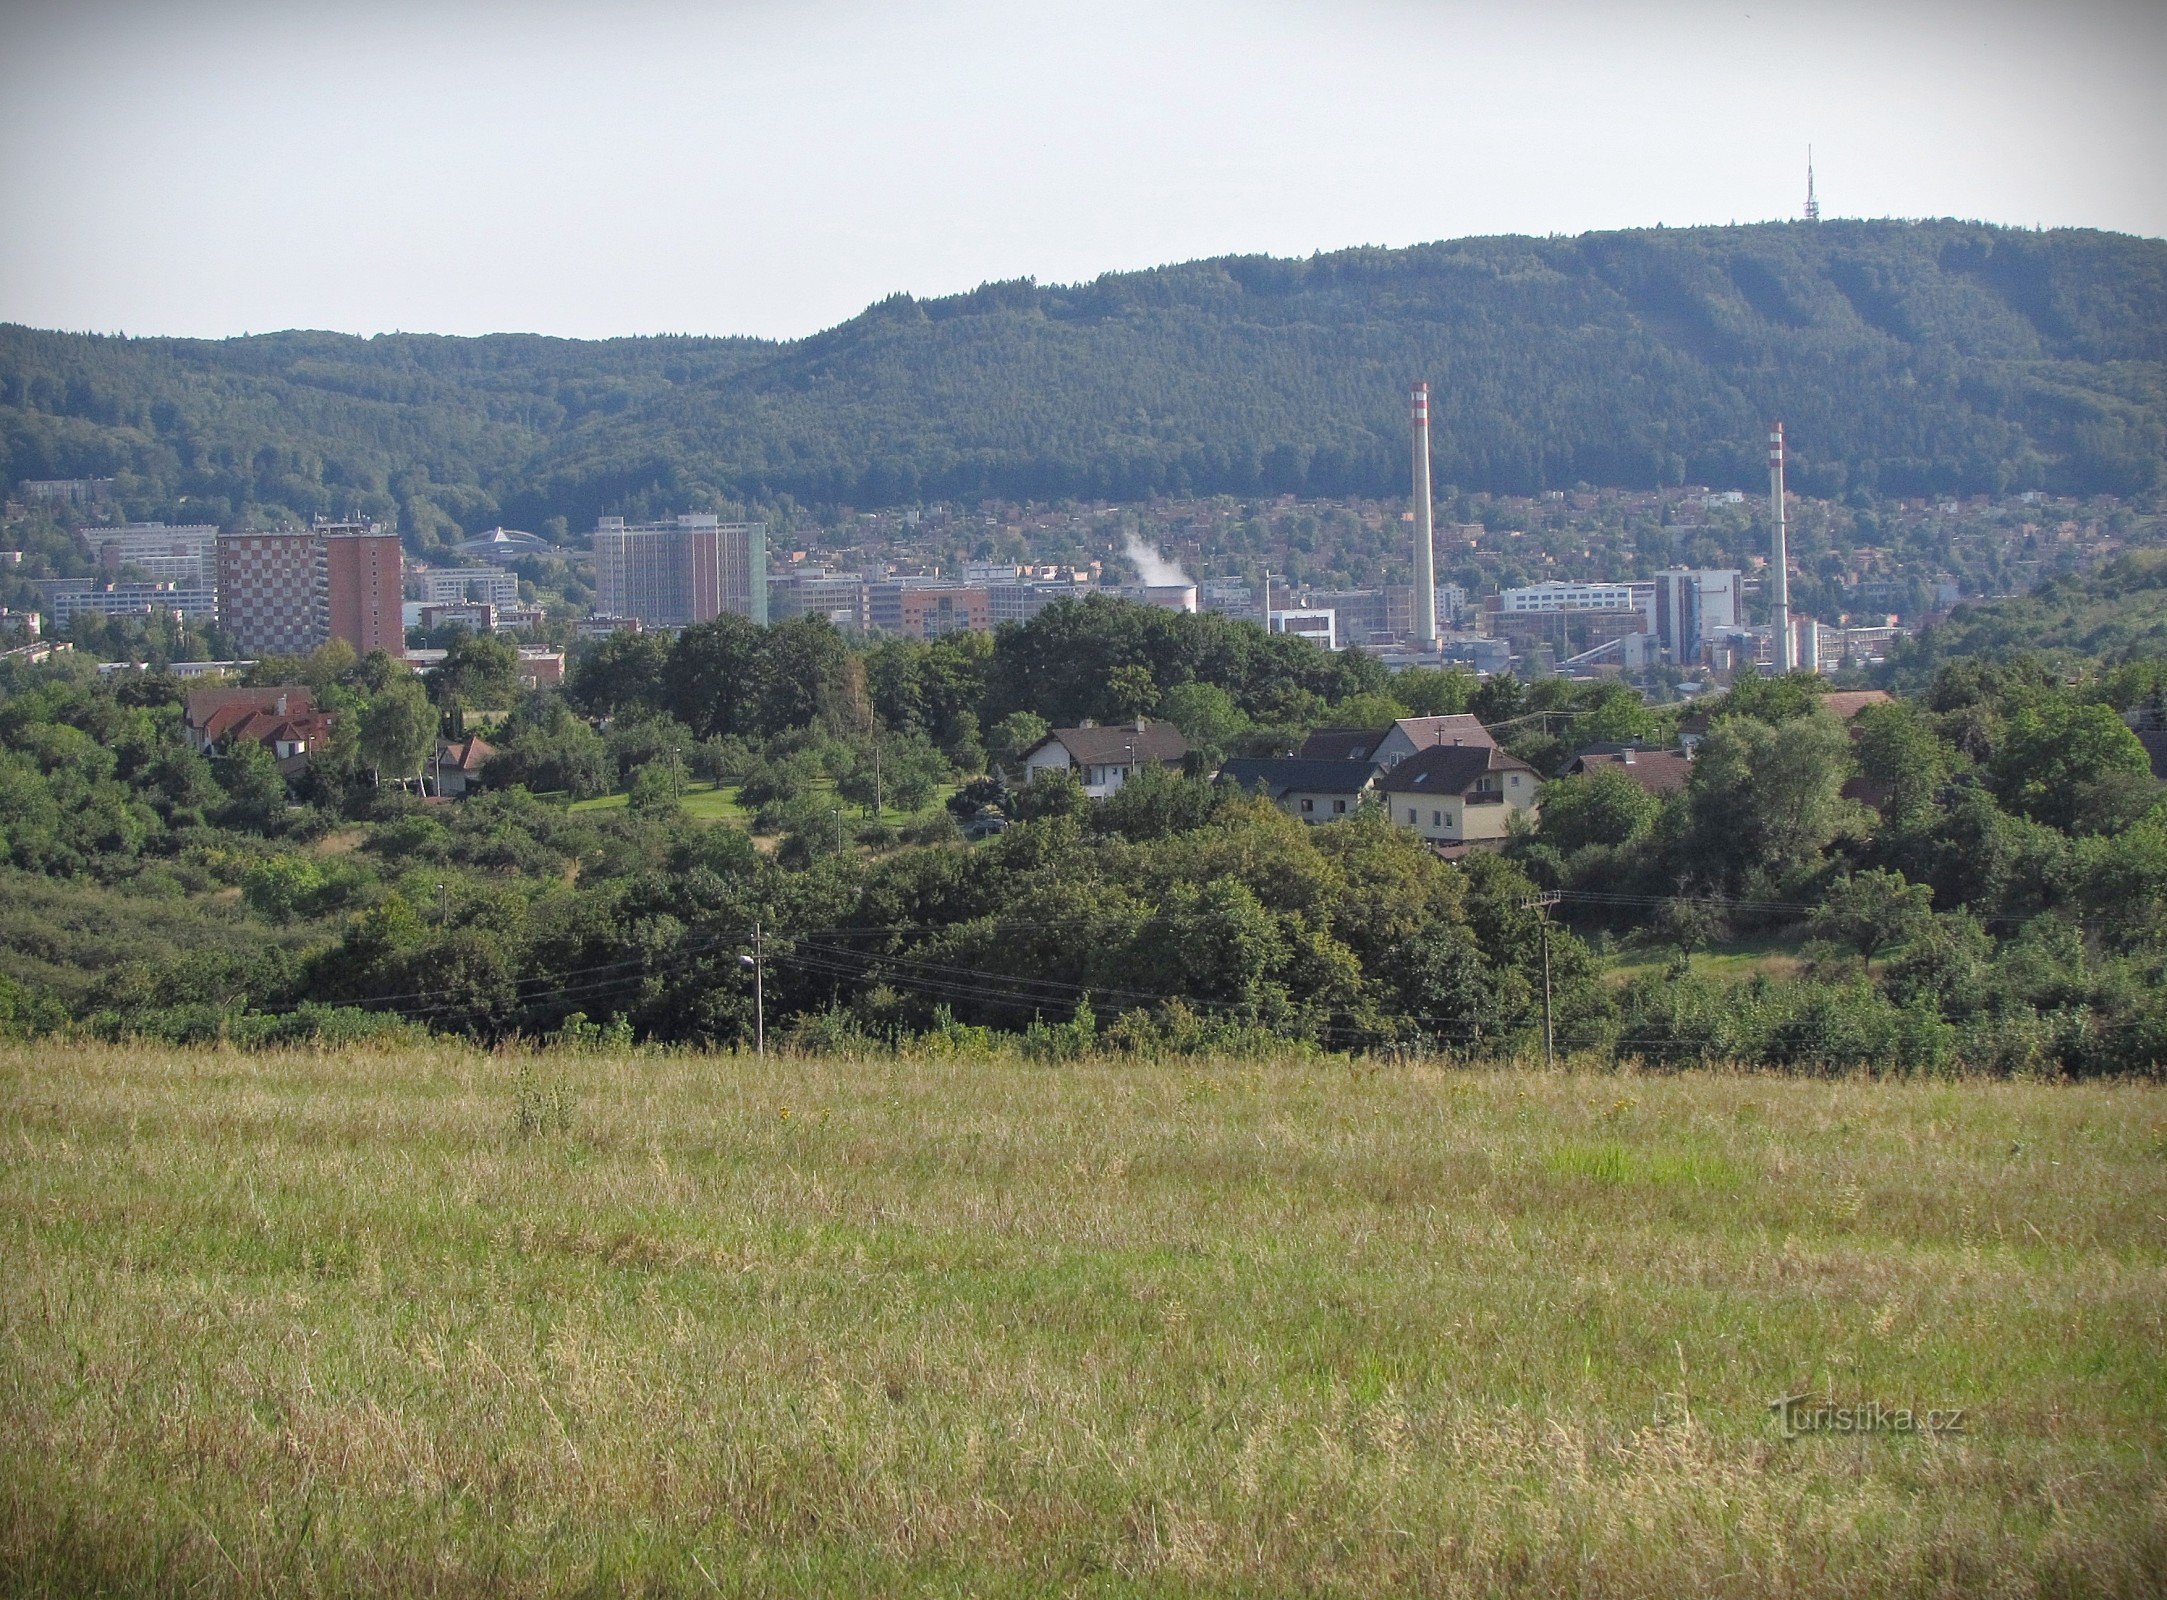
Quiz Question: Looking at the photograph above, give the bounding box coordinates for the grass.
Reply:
[567,779,961,832]
[2,1043,2164,1596]
[1605,926,1811,987]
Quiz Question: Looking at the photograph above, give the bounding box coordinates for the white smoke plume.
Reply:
[1122,529,1192,588]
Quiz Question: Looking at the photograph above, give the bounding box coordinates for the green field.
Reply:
[567,778,755,824]
[3,1044,2163,1596]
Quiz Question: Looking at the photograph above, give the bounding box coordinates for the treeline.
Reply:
[4,220,2162,547]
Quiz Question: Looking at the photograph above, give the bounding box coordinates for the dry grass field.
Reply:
[2,1041,2164,1597]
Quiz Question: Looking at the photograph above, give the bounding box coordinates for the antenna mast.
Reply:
[1805,147,1820,223]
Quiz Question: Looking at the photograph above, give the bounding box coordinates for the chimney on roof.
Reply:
[1134,718,1147,732]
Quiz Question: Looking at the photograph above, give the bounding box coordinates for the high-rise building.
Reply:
[320,522,404,658]
[216,521,404,658]
[217,530,323,656]
[592,513,767,628]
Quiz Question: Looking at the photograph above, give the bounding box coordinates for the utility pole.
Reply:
[873,740,882,822]
[833,807,844,854]
[739,921,765,1057]
[437,882,449,928]
[1525,892,1562,1068]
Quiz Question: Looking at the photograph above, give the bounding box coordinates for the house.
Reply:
[1556,745,1693,796]
[1216,756,1378,822]
[182,685,336,776]
[1297,715,1495,773]
[430,734,497,799]
[1376,744,1540,850]
[1019,720,1189,798]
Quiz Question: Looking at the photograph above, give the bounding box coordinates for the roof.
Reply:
[185,683,313,724]
[1025,721,1190,767]
[1376,744,1535,796]
[1217,757,1379,798]
[1296,726,1384,762]
[1821,690,1895,721]
[438,735,497,774]
[1562,748,1693,795]
[1296,715,1495,764]
[1389,714,1497,752]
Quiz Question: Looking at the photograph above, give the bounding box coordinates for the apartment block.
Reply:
[410,565,519,609]
[897,586,990,640]
[217,531,324,656]
[83,522,220,586]
[592,514,767,628]
[52,580,218,630]
[321,523,404,657]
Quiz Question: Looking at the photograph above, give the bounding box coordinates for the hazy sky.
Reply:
[1,0,2160,341]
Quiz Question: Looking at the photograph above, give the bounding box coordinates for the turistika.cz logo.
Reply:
[1767,1394,1969,1440]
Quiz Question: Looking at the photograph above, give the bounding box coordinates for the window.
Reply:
[1406,808,1417,824]
[1300,798,1314,812]
[1332,799,1346,814]
[1432,810,1442,827]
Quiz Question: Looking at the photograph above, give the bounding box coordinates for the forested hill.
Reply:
[4,219,2163,544]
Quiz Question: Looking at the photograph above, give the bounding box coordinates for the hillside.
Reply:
[4,220,2164,545]
[1880,547,2167,683]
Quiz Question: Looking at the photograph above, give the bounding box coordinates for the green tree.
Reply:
[1810,868,1933,974]
[1990,700,2151,833]
[359,676,436,786]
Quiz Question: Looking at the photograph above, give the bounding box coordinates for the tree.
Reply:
[1156,682,1248,762]
[1680,713,1859,891]
[429,630,521,711]
[1851,700,1948,827]
[1990,700,2151,833]
[1101,664,1159,722]
[1537,768,1660,855]
[988,712,1050,775]
[1810,868,1933,974]
[627,752,687,818]
[359,676,436,786]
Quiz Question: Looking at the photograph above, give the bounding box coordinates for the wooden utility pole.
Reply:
[741,921,765,1057]
[1525,892,1562,1068]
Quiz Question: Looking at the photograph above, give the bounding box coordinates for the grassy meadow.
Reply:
[2,1042,2164,1597]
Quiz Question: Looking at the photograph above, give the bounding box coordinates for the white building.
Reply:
[82,523,221,586]
[592,513,766,628]
[410,566,519,609]
[1269,608,1337,649]
[1497,581,1640,615]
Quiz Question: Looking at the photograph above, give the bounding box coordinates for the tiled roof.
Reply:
[1565,748,1693,795]
[1295,727,1384,762]
[1217,757,1379,797]
[1376,744,1535,796]
[1031,722,1190,766]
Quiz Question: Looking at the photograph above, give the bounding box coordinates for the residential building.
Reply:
[898,585,990,640]
[1557,745,1693,796]
[1019,720,1190,798]
[83,522,220,586]
[988,578,1091,625]
[411,566,519,609]
[19,477,113,507]
[182,685,334,776]
[320,522,405,657]
[1216,756,1377,821]
[576,614,642,640]
[516,649,565,688]
[1376,744,1540,849]
[1296,715,1496,774]
[430,735,496,799]
[418,602,497,633]
[592,513,767,628]
[216,530,323,656]
[769,570,869,632]
[51,580,217,630]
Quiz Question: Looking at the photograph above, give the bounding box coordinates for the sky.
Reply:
[0,0,2161,342]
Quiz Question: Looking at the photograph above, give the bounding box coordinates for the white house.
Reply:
[1375,744,1540,849]
[1020,720,1190,798]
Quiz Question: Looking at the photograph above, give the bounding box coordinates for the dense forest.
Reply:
[3,221,2163,551]
[0,595,2159,1075]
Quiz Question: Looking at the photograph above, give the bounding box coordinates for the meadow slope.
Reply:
[2,1043,2163,1597]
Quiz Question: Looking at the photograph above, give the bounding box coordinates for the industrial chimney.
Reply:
[1769,422,1793,674]
[1412,382,1438,648]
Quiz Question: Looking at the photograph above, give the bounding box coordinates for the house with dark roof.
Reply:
[1376,744,1540,849]
[1296,715,1495,772]
[1557,745,1693,796]
[1216,756,1378,823]
[1019,720,1190,798]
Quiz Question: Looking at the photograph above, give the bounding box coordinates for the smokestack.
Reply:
[1412,382,1438,648]
[1769,422,1793,674]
